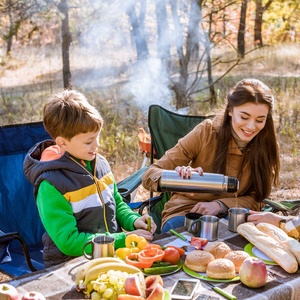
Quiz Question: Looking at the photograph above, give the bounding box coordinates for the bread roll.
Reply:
[256,222,300,264]
[237,222,298,273]
[206,258,236,279]
[184,250,215,272]
[203,241,232,258]
[224,250,250,272]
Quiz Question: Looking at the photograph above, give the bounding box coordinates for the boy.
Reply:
[23,90,156,267]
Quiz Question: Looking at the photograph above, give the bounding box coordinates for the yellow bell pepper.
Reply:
[115,247,132,260]
[125,234,148,250]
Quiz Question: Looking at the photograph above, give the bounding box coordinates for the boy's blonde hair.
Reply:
[43,90,103,140]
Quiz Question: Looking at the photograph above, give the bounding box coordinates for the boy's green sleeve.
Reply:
[114,183,141,230]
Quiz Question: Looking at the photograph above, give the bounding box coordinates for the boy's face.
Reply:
[60,130,101,161]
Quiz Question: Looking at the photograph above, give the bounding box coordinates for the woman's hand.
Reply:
[190,201,221,215]
[247,210,284,227]
[175,166,203,179]
[133,214,157,234]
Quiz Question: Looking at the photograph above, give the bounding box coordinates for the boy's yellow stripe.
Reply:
[64,173,114,202]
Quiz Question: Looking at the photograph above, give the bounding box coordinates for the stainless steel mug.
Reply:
[228,207,249,232]
[83,236,115,259]
[191,215,219,241]
[184,212,202,235]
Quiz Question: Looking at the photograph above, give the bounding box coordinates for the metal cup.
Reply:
[191,215,219,241]
[228,207,249,232]
[184,212,202,235]
[83,236,115,259]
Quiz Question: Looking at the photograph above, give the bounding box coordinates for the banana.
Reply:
[75,257,125,285]
[83,262,141,287]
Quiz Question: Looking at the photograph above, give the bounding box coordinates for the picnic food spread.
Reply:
[237,222,299,273]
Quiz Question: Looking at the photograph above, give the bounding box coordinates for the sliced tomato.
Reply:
[190,236,208,249]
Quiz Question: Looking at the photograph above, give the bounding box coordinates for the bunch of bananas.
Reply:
[75,257,142,298]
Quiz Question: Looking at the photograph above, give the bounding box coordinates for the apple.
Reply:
[239,257,268,288]
[0,283,19,300]
[21,291,46,300]
[146,282,164,300]
[124,273,146,298]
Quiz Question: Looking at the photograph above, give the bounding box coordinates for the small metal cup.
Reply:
[190,215,219,241]
[184,212,202,235]
[83,236,115,259]
[228,207,249,232]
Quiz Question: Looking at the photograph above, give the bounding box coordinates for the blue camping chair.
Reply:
[0,122,50,277]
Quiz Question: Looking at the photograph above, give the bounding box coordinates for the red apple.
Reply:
[21,291,46,300]
[124,273,146,298]
[146,282,164,300]
[0,283,19,300]
[239,257,268,288]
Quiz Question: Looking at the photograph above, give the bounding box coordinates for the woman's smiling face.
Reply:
[229,102,269,143]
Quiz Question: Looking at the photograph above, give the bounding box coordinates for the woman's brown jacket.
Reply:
[142,117,266,228]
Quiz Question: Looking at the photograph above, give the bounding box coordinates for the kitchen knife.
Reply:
[205,281,236,300]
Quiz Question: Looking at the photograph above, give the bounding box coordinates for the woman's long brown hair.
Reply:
[212,79,280,201]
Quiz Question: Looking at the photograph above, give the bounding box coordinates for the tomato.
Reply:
[164,246,185,257]
[190,236,208,249]
[162,247,180,265]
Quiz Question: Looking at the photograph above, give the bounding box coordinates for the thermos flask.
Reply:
[159,170,239,193]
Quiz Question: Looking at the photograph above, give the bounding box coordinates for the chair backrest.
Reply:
[148,104,211,162]
[0,122,51,247]
[147,105,212,231]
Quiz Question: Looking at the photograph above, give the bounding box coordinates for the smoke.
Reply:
[73,0,177,111]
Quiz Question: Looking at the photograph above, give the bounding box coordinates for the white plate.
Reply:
[244,243,277,265]
[252,247,273,261]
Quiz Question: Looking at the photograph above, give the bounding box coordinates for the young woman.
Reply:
[142,78,280,233]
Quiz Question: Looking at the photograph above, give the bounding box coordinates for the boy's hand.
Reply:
[133,214,157,234]
[128,229,154,241]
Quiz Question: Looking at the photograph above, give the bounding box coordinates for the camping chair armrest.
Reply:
[0,232,37,272]
[263,199,300,216]
[126,195,164,215]
[117,166,148,202]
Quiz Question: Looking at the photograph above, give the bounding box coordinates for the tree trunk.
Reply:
[254,0,263,47]
[186,0,201,61]
[254,0,274,47]
[237,0,247,58]
[170,0,188,109]
[205,11,217,107]
[126,1,149,60]
[58,0,72,89]
[155,0,170,62]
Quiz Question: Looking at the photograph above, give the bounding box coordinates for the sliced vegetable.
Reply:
[125,253,153,268]
[116,247,133,260]
[145,244,163,250]
[143,265,179,274]
[125,234,148,250]
[190,236,208,249]
[138,248,165,264]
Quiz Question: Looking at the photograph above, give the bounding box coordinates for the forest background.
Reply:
[0,0,299,202]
